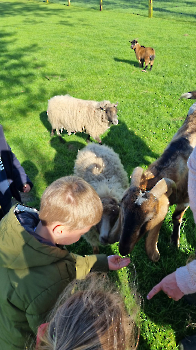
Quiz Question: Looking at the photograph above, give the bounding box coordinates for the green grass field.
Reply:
[1,0,196,348]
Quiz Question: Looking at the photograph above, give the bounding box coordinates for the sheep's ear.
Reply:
[114,102,118,107]
[130,167,143,187]
[150,178,176,199]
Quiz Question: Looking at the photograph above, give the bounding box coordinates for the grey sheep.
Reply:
[47,94,118,143]
[74,143,129,253]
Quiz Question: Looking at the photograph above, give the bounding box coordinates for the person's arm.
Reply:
[10,148,33,192]
[147,260,196,301]
[187,146,196,222]
[175,260,196,295]
[70,253,130,279]
[147,271,184,301]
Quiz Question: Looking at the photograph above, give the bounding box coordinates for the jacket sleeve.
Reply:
[70,253,109,279]
[176,260,196,294]
[0,124,33,193]
[187,147,196,223]
[10,146,33,192]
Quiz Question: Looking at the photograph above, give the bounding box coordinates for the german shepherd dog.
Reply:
[130,39,155,71]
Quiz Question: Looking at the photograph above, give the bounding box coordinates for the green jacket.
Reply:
[0,205,108,349]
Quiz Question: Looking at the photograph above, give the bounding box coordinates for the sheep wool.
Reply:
[74,143,129,252]
[47,95,118,143]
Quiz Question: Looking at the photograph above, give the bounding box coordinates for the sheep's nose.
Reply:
[113,119,118,125]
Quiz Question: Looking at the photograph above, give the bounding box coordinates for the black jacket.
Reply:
[0,125,33,217]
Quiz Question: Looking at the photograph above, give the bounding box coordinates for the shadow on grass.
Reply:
[40,113,160,179]
[40,110,89,142]
[137,334,151,350]
[43,136,85,184]
[33,0,196,20]
[102,120,159,175]
[184,208,196,248]
[114,57,140,68]
[1,0,196,24]
[20,160,40,206]
[0,25,69,125]
[0,0,70,19]
[40,111,52,134]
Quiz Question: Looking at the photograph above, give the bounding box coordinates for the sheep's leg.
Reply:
[94,136,102,144]
[55,129,65,143]
[142,61,149,72]
[86,134,92,143]
[139,59,144,68]
[145,221,164,262]
[138,58,142,67]
[150,60,154,71]
[171,204,189,247]
[59,136,65,144]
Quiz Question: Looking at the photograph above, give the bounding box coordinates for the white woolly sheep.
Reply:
[47,95,118,143]
[74,143,129,253]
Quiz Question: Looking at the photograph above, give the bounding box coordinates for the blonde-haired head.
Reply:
[39,176,103,230]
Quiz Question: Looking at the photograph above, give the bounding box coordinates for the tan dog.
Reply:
[130,39,155,71]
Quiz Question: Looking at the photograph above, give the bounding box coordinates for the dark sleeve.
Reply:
[0,125,33,192]
[10,147,33,192]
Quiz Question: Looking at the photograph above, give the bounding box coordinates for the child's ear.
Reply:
[52,224,65,237]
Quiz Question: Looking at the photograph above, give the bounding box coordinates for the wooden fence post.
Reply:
[100,0,103,11]
[149,0,153,17]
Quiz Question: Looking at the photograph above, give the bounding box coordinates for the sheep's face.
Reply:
[98,197,120,245]
[119,186,159,256]
[105,106,118,126]
[129,39,138,50]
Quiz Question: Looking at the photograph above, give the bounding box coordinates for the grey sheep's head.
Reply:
[105,103,118,125]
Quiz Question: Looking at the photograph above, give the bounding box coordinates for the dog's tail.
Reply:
[180,91,196,99]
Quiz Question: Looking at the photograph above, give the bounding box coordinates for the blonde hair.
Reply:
[36,273,139,350]
[39,176,103,229]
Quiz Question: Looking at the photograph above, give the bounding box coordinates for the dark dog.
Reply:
[130,39,155,71]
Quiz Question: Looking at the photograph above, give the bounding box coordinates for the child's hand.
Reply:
[23,184,31,193]
[107,255,130,270]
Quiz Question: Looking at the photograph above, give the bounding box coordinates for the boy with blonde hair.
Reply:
[0,176,130,350]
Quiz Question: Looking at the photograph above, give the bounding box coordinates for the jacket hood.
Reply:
[0,206,69,269]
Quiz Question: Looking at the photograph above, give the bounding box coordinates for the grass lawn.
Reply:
[1,0,196,348]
